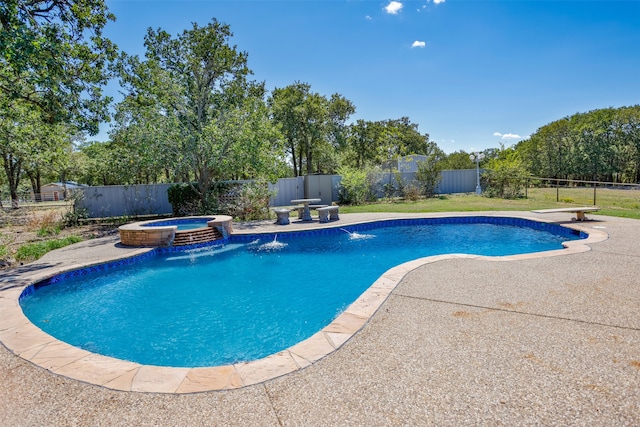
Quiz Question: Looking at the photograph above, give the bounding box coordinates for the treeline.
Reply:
[517,106,640,182]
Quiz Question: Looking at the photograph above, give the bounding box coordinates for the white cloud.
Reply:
[365,15,372,20]
[385,1,403,15]
[494,132,522,140]
[433,0,446,4]
[412,40,426,48]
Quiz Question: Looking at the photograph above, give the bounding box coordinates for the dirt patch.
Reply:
[0,204,120,270]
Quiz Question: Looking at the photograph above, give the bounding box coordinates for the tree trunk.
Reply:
[289,138,298,177]
[2,153,22,208]
[306,152,313,175]
[27,169,42,202]
[297,150,303,177]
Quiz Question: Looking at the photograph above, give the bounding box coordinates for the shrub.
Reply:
[28,210,63,236]
[415,155,443,197]
[62,190,89,227]
[167,183,201,216]
[482,150,530,199]
[221,181,273,221]
[383,171,405,201]
[403,183,422,201]
[337,166,378,205]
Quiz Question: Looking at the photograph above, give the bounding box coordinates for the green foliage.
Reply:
[403,183,422,201]
[441,150,476,170]
[221,181,273,221]
[115,19,286,200]
[517,105,640,182]
[37,225,61,237]
[482,149,530,199]
[269,82,355,176]
[342,117,434,170]
[0,232,8,259]
[62,191,89,226]
[27,209,62,236]
[415,154,444,197]
[167,183,202,216]
[337,166,377,205]
[1,1,116,207]
[0,0,117,134]
[382,171,405,201]
[15,236,83,263]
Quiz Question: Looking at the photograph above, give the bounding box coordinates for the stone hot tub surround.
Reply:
[118,216,233,247]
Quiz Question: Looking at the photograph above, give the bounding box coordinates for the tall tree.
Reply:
[343,119,384,169]
[270,82,354,176]
[517,106,640,182]
[0,0,116,206]
[0,96,41,206]
[442,150,475,170]
[343,117,434,170]
[116,20,285,209]
[0,0,116,134]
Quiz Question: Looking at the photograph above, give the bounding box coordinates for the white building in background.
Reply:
[40,181,88,201]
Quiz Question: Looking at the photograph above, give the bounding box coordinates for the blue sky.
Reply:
[101,0,640,154]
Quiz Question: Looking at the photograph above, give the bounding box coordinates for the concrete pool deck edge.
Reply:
[0,212,609,393]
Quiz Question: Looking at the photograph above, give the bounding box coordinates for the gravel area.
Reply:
[1,212,639,426]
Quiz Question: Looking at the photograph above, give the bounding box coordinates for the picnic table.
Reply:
[291,198,321,222]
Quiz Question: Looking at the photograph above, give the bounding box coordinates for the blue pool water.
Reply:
[142,218,211,231]
[20,217,584,368]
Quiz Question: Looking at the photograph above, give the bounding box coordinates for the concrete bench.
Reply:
[292,204,328,219]
[272,208,290,225]
[531,207,600,221]
[317,206,339,223]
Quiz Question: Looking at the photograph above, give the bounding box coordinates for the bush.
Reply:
[167,183,201,216]
[29,210,62,236]
[338,166,377,205]
[221,181,273,221]
[415,155,443,197]
[62,190,89,227]
[482,151,530,199]
[383,171,406,201]
[403,183,422,201]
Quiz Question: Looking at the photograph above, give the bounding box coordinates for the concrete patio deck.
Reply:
[1,211,639,426]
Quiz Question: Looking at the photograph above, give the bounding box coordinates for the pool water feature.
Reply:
[118,215,233,246]
[21,217,585,368]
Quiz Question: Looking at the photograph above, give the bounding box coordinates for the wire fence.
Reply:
[527,177,640,206]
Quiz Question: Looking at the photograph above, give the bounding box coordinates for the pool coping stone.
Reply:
[0,212,608,394]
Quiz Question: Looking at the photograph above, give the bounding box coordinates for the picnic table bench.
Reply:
[317,205,339,223]
[292,204,328,220]
[272,208,291,225]
[531,207,600,221]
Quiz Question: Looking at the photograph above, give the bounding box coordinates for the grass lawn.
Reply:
[340,187,640,220]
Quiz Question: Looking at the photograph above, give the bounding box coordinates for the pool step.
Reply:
[172,226,223,246]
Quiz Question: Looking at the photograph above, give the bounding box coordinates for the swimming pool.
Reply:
[20,217,585,368]
[141,218,211,231]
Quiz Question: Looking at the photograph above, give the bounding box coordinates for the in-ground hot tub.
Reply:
[118,216,233,247]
